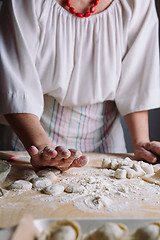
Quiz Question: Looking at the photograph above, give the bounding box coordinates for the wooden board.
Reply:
[0,152,160,229]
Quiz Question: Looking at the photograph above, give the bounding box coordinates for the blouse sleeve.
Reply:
[0,0,44,118]
[115,0,160,116]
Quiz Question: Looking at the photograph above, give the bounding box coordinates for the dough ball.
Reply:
[22,169,38,181]
[8,180,32,191]
[132,222,160,240]
[42,184,64,195]
[83,222,128,240]
[64,184,85,194]
[31,177,52,191]
[39,219,81,240]
[37,169,57,182]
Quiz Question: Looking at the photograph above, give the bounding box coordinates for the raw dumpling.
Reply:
[8,180,32,191]
[131,222,160,240]
[39,220,81,240]
[83,222,128,240]
[37,169,58,182]
[42,184,64,195]
[31,177,52,191]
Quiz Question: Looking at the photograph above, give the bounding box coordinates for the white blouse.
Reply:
[0,0,159,119]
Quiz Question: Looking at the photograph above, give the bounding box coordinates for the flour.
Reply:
[4,157,160,215]
[56,164,160,214]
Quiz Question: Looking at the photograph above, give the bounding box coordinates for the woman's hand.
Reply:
[124,111,160,164]
[133,141,160,164]
[29,145,89,170]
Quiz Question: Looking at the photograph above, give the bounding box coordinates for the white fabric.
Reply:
[0,0,159,119]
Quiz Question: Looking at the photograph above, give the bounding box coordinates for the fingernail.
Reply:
[151,157,157,163]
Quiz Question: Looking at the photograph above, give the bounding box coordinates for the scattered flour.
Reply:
[4,157,160,215]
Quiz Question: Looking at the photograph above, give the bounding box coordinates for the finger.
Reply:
[145,141,160,156]
[29,145,39,157]
[42,146,57,160]
[29,146,46,168]
[55,146,71,160]
[49,150,76,169]
[56,149,83,170]
[135,147,157,164]
[69,155,89,168]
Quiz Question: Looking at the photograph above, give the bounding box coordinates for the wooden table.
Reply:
[0,151,160,229]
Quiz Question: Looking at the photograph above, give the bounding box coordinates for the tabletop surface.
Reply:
[0,151,160,229]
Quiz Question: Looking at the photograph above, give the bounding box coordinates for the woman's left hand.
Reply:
[133,141,160,164]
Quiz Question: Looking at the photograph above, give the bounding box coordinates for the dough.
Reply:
[120,166,139,179]
[132,163,146,176]
[139,161,154,175]
[114,169,127,179]
[83,222,128,240]
[39,219,81,240]
[110,159,119,170]
[64,184,85,194]
[37,169,57,182]
[31,177,52,191]
[132,222,160,240]
[22,169,38,181]
[102,158,111,169]
[120,157,133,167]
[141,170,160,186]
[42,184,64,195]
[153,164,160,173]
[8,180,32,191]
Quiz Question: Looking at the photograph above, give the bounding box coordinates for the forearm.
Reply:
[4,113,53,151]
[124,111,150,150]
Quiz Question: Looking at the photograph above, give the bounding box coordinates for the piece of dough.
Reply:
[120,166,139,179]
[141,170,160,186]
[153,164,160,173]
[42,184,64,195]
[114,169,127,179]
[31,177,52,191]
[110,159,119,170]
[83,222,128,240]
[102,158,111,169]
[39,219,81,240]
[131,222,160,240]
[8,180,32,191]
[132,163,146,176]
[22,169,38,181]
[121,157,133,167]
[64,184,85,194]
[138,162,154,175]
[37,169,57,182]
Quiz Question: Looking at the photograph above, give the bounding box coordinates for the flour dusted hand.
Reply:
[134,141,160,164]
[29,146,88,171]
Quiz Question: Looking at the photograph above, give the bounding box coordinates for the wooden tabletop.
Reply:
[0,151,160,229]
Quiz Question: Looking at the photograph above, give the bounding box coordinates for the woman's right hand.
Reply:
[29,145,89,171]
